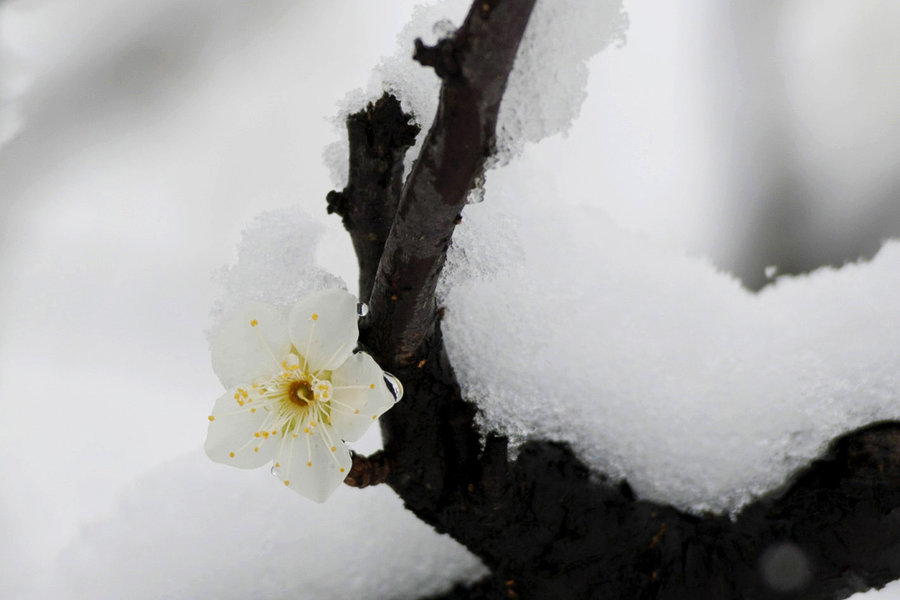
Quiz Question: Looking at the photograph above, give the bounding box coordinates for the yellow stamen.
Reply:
[250,319,258,327]
[208,416,215,422]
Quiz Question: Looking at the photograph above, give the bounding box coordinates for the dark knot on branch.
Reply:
[414,38,461,79]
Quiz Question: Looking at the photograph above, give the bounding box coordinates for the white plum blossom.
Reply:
[205,289,401,502]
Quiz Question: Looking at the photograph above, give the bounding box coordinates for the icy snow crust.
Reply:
[26,451,487,600]
[326,0,628,189]
[441,155,900,514]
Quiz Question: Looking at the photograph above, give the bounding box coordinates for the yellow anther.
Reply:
[251,408,256,413]
[330,446,336,452]
[372,415,377,420]
[304,427,309,433]
[369,383,376,389]
[254,447,259,453]
[310,421,317,427]
[250,319,258,327]
[208,416,215,422]
[262,432,269,439]
[292,433,298,438]
[354,409,360,414]
[254,432,261,438]
[340,468,345,473]
[239,389,248,398]
[237,399,245,406]
[311,313,318,321]
[271,430,277,435]
[307,462,312,467]
[275,462,280,468]
[229,452,235,458]
[283,480,290,486]
[233,393,240,400]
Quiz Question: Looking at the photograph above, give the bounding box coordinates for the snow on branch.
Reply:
[326,1,900,598]
[363,0,537,368]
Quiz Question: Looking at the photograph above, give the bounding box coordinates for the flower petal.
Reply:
[205,388,277,468]
[288,289,358,374]
[211,302,290,389]
[273,427,351,502]
[329,352,396,442]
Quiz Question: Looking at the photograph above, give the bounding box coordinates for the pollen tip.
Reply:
[207,415,215,421]
[250,319,258,327]
[283,480,290,486]
[229,452,235,458]
[292,433,299,438]
[354,409,360,414]
[251,408,256,413]
[369,383,375,389]
[340,468,345,473]
[330,446,336,452]
[372,415,377,420]
[307,461,312,467]
[275,462,280,467]
[311,313,318,321]
[254,447,259,453]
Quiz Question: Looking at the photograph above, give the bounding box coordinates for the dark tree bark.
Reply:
[327,1,900,598]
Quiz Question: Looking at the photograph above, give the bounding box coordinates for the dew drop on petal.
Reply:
[356,302,369,317]
[383,371,404,403]
[270,465,279,478]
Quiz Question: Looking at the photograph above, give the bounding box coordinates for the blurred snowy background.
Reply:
[1,0,899,598]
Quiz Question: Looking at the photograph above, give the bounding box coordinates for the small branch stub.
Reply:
[345,450,390,488]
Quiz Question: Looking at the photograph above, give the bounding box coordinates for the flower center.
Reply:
[288,379,315,406]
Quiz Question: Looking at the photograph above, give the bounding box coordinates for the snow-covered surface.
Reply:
[21,451,486,600]
[2,0,900,598]
[442,153,900,513]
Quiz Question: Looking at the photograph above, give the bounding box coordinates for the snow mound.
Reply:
[441,152,900,514]
[24,451,486,600]
[212,207,345,329]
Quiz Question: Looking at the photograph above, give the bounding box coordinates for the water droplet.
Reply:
[356,302,369,317]
[270,465,279,478]
[764,265,778,279]
[383,372,404,403]
[759,542,811,592]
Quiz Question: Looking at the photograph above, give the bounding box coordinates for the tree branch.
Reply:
[328,1,900,598]
[326,93,419,303]
[365,0,538,368]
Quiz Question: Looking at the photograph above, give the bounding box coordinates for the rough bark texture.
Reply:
[327,1,900,598]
